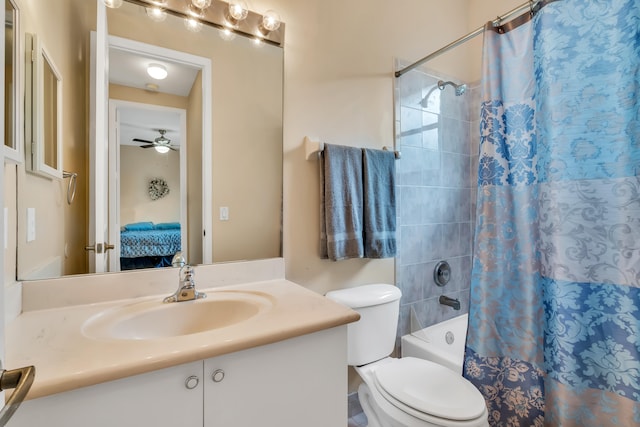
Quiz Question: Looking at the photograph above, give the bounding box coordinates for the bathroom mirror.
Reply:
[13,0,283,280]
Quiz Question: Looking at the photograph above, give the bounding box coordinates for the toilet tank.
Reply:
[325,284,402,366]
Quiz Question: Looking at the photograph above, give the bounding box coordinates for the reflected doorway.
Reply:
[108,100,187,271]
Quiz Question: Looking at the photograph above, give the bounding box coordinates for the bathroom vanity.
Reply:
[5,259,359,427]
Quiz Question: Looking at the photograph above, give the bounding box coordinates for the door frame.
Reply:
[108,100,188,272]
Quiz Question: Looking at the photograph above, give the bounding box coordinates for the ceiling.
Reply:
[109,46,199,150]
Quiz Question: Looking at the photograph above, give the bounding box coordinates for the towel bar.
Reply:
[304,136,401,160]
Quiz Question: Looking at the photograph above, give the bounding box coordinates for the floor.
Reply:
[348,412,368,427]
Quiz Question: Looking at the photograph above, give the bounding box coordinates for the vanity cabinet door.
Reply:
[203,327,348,427]
[7,361,204,427]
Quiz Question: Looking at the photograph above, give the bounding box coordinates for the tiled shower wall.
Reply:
[394,68,481,345]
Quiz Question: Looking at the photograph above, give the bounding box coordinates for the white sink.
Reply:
[82,290,274,340]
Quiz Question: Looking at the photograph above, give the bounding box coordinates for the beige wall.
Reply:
[109,84,188,110]
[119,146,180,225]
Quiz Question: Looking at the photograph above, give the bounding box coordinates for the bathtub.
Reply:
[401,313,468,375]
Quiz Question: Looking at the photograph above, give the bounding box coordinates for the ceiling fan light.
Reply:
[147,63,168,80]
[155,145,171,154]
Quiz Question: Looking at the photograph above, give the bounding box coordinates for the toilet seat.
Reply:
[373,357,486,423]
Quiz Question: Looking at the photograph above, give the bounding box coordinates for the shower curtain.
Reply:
[464,1,640,425]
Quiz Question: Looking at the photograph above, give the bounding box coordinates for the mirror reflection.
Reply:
[10,0,283,281]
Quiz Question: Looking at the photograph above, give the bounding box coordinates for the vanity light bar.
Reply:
[124,0,284,47]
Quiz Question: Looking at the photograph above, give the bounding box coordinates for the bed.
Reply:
[120,222,182,270]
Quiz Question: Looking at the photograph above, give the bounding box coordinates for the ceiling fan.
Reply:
[132,129,177,152]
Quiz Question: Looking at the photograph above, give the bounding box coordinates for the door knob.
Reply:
[211,369,225,383]
[185,375,199,390]
[84,243,103,253]
[84,243,114,253]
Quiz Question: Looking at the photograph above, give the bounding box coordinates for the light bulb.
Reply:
[146,7,167,22]
[261,10,280,32]
[191,0,211,9]
[155,145,170,154]
[228,1,248,21]
[103,0,123,8]
[184,17,203,32]
[147,63,168,80]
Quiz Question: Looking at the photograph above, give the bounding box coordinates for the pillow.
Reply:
[155,222,181,230]
[123,222,154,231]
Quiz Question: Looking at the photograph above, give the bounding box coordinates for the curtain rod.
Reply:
[395,0,537,78]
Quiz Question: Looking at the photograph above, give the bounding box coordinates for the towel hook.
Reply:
[62,171,77,205]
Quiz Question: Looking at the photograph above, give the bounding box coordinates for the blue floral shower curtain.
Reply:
[464,1,640,425]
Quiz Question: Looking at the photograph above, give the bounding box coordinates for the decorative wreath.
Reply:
[148,178,170,200]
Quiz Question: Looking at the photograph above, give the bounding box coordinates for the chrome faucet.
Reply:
[163,264,207,303]
[439,295,461,310]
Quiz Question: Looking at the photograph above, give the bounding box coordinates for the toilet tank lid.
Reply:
[325,284,401,308]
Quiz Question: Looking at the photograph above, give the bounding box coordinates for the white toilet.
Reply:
[326,284,488,427]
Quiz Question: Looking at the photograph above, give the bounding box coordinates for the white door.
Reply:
[88,0,111,273]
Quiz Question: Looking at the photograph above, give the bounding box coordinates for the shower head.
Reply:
[437,80,467,96]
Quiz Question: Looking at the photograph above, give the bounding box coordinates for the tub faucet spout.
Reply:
[439,295,460,310]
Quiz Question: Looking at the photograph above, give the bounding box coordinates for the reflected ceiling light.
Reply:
[259,10,281,35]
[226,1,248,26]
[184,17,203,32]
[145,83,159,92]
[147,63,168,80]
[146,6,167,22]
[191,0,211,9]
[103,0,123,8]
[155,145,171,154]
[219,28,236,41]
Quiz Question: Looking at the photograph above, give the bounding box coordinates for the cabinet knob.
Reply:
[211,369,225,383]
[185,375,200,390]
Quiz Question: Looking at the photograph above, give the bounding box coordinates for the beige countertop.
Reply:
[6,279,359,401]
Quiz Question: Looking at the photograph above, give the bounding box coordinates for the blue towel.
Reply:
[320,144,364,260]
[363,148,397,258]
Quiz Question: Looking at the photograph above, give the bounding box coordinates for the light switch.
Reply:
[27,208,36,242]
[219,206,229,221]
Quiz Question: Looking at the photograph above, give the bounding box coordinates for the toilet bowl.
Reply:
[356,357,488,427]
[325,284,488,427]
